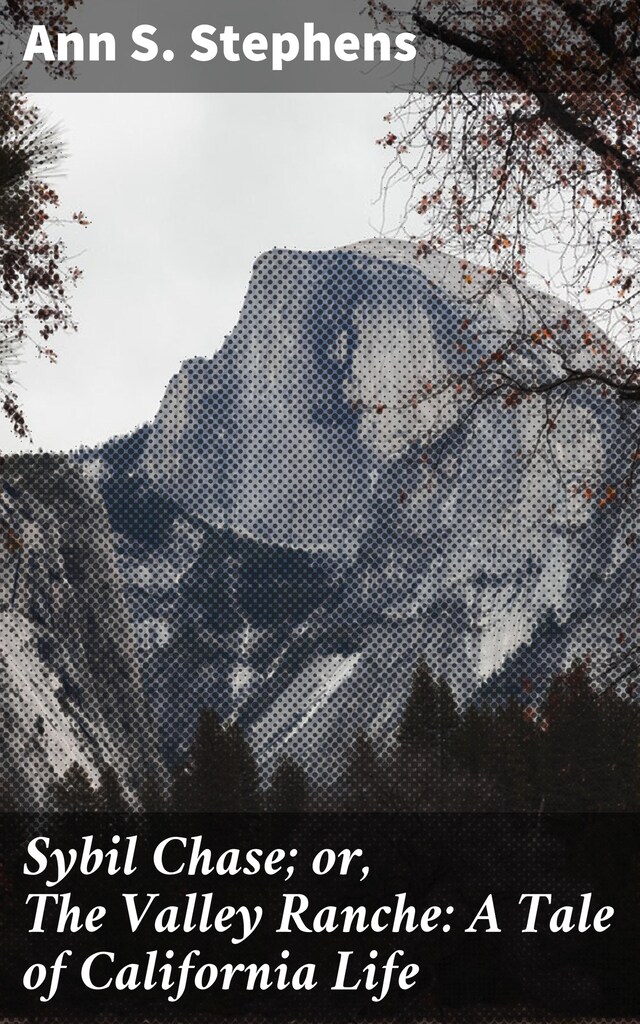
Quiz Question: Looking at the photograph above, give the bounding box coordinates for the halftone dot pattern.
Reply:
[0,453,146,809]
[2,240,640,809]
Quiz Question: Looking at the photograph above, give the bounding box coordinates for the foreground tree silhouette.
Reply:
[392,660,459,809]
[0,2,86,435]
[171,709,261,812]
[373,2,640,360]
[139,770,168,812]
[50,763,98,812]
[540,661,640,810]
[385,658,640,812]
[48,659,640,813]
[366,0,640,540]
[341,732,396,811]
[50,762,132,812]
[399,659,458,748]
[95,764,129,812]
[266,756,308,812]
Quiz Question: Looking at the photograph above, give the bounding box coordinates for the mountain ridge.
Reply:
[5,239,639,802]
[81,240,640,783]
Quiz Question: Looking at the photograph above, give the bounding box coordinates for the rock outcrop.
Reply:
[93,241,640,781]
[0,454,145,806]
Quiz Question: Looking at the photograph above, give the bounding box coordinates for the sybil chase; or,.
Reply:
[23,834,301,886]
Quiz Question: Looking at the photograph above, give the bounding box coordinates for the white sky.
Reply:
[1,93,399,453]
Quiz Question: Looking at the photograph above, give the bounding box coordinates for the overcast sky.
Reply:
[0,93,399,453]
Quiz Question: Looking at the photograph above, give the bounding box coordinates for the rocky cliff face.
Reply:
[6,240,637,797]
[0,454,145,806]
[86,240,640,783]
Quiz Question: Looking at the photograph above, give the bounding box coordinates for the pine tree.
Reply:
[171,708,225,812]
[342,732,395,811]
[395,660,459,809]
[139,770,168,812]
[50,763,98,812]
[171,708,261,812]
[223,721,261,812]
[490,699,541,811]
[541,662,599,811]
[0,783,17,811]
[451,704,494,777]
[399,660,458,750]
[266,756,308,812]
[95,765,129,812]
[596,689,640,811]
[541,662,640,811]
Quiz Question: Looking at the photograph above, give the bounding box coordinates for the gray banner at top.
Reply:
[3,0,440,92]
